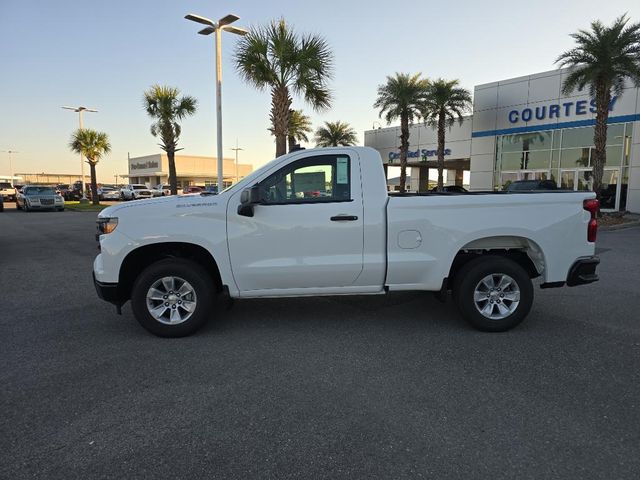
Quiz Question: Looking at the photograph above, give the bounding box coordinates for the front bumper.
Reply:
[566,256,600,287]
[93,272,125,308]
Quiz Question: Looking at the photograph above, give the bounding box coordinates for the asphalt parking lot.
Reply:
[1,205,640,479]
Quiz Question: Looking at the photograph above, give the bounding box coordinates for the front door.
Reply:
[226,152,364,294]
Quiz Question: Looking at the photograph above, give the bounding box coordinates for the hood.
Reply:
[98,193,226,219]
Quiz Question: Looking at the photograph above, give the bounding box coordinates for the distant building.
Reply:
[14,173,80,185]
[123,153,253,188]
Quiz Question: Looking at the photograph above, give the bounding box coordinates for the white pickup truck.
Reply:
[93,147,600,337]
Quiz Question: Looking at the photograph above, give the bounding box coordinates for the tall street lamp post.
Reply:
[62,105,97,201]
[231,139,244,184]
[1,150,18,185]
[185,13,247,192]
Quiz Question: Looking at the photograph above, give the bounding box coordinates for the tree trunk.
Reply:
[399,114,409,192]
[437,109,446,192]
[592,82,610,205]
[167,149,178,196]
[288,135,295,153]
[271,86,292,157]
[89,161,99,206]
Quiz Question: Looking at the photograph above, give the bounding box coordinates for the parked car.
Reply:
[16,185,65,211]
[0,195,4,212]
[202,185,218,194]
[65,181,84,200]
[99,186,121,201]
[505,180,557,191]
[182,185,203,195]
[55,184,70,198]
[120,184,154,200]
[1,182,16,201]
[430,185,468,193]
[151,184,170,197]
[94,146,600,337]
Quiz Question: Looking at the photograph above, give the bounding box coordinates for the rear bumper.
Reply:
[566,256,600,287]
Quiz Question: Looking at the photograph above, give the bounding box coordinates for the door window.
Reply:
[260,155,351,204]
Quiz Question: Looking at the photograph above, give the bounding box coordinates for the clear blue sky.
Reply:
[1,0,639,181]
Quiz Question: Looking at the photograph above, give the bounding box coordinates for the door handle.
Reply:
[330,215,358,221]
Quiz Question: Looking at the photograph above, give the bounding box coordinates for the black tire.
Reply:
[23,202,29,212]
[453,255,533,332]
[130,258,216,337]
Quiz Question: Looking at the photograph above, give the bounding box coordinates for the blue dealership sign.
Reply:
[508,96,618,124]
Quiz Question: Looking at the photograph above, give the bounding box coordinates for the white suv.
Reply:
[120,184,153,201]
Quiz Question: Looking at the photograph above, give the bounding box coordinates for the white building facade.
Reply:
[365,67,640,212]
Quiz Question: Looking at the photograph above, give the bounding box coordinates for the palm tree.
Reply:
[556,14,640,201]
[374,73,429,192]
[270,109,313,152]
[143,85,197,195]
[235,18,333,157]
[69,129,111,205]
[287,110,313,152]
[421,79,472,191]
[314,121,358,147]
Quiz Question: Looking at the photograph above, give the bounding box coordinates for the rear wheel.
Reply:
[131,258,215,337]
[453,255,533,332]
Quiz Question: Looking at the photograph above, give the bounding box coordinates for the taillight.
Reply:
[583,199,599,243]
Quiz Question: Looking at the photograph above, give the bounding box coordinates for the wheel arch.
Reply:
[447,235,545,289]
[118,242,223,302]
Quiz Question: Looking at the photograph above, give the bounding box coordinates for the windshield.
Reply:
[26,187,55,195]
[0,182,12,189]
[133,185,147,190]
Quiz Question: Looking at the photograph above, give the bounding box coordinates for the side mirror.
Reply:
[240,185,261,205]
[238,184,261,217]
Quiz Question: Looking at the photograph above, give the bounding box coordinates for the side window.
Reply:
[260,154,351,204]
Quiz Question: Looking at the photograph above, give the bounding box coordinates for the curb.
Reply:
[600,220,640,231]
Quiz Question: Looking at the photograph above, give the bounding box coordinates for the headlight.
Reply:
[97,217,118,236]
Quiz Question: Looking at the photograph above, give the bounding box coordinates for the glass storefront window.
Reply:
[551,150,560,169]
[500,152,526,170]
[560,171,574,189]
[501,131,553,152]
[500,172,519,190]
[605,145,623,166]
[560,148,590,168]
[576,170,593,192]
[607,124,625,144]
[621,167,629,211]
[599,169,619,210]
[561,127,594,148]
[524,150,551,169]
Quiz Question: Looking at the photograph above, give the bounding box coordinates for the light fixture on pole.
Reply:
[230,140,244,184]
[185,12,248,192]
[62,105,98,201]
[1,150,18,185]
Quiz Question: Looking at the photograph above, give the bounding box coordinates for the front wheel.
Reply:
[130,258,216,337]
[453,256,533,332]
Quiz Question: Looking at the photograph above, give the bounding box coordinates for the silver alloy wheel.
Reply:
[145,276,197,325]
[473,273,520,320]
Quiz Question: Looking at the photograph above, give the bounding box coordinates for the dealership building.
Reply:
[364,67,640,212]
[124,153,253,188]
